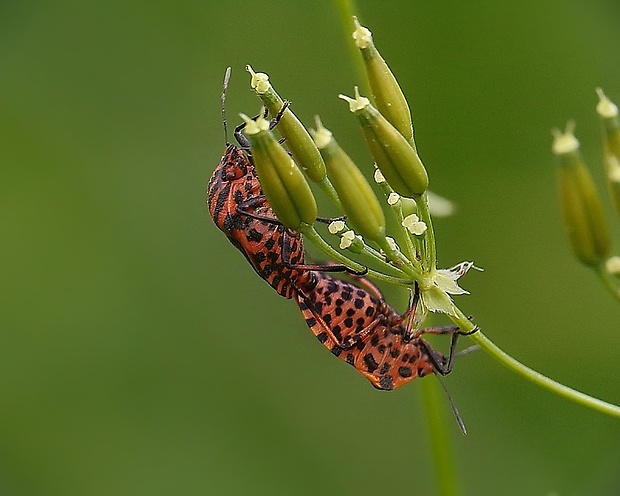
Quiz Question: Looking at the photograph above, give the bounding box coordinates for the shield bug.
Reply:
[207,68,352,298]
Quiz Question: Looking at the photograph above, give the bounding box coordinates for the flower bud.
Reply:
[246,65,326,183]
[242,113,317,231]
[596,88,620,216]
[311,117,388,249]
[552,122,610,267]
[352,17,414,144]
[340,88,428,198]
[339,230,365,253]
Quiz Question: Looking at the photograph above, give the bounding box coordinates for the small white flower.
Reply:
[606,256,620,275]
[385,236,399,252]
[328,220,346,234]
[373,168,385,184]
[420,261,482,314]
[387,192,400,205]
[607,155,620,183]
[339,230,356,249]
[402,214,427,235]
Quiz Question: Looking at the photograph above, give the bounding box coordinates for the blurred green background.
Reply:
[2,1,620,495]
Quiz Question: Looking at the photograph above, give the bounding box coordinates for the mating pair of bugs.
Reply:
[207,68,475,428]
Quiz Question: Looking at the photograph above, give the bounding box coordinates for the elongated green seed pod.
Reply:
[352,17,414,145]
[341,88,428,197]
[242,113,317,231]
[247,65,326,183]
[553,123,610,267]
[596,88,620,217]
[311,117,386,246]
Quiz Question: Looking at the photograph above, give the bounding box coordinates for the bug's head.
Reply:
[219,144,251,181]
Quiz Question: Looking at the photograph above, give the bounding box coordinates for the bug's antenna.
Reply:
[435,375,468,435]
[221,66,232,145]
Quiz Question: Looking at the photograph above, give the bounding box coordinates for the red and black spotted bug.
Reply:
[207,69,476,425]
[207,67,351,298]
[296,271,475,392]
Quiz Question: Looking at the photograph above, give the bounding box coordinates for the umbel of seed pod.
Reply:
[596,88,620,216]
[246,65,326,184]
[352,16,414,145]
[340,87,428,198]
[552,122,610,267]
[241,112,317,231]
[311,117,395,257]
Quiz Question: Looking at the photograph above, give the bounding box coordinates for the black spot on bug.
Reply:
[331,346,343,357]
[379,375,394,390]
[365,306,375,317]
[305,317,317,328]
[379,362,390,375]
[344,317,353,328]
[233,190,244,205]
[398,366,413,378]
[354,298,365,309]
[317,332,328,343]
[346,353,355,365]
[364,354,379,372]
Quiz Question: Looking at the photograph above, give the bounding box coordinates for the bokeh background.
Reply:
[2,1,620,495]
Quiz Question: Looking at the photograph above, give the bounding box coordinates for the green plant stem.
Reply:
[318,176,343,210]
[300,224,413,286]
[448,307,620,418]
[396,203,419,263]
[596,263,620,303]
[416,192,437,271]
[420,379,460,496]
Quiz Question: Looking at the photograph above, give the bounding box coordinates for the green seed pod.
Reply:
[352,17,414,145]
[553,122,610,267]
[596,88,620,217]
[340,88,428,198]
[311,117,387,246]
[242,113,317,231]
[246,65,326,183]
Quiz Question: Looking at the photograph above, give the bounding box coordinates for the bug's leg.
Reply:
[315,215,347,224]
[396,283,421,341]
[236,197,368,276]
[237,198,346,228]
[280,230,366,275]
[417,335,458,376]
[233,102,290,150]
[269,100,290,128]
